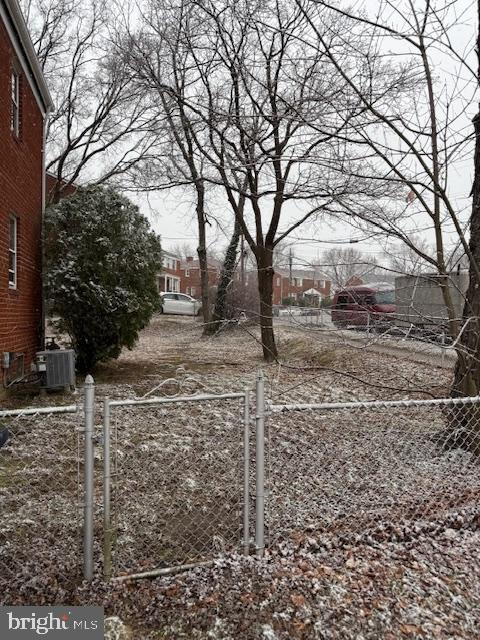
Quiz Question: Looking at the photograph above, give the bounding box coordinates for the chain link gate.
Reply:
[102,390,251,580]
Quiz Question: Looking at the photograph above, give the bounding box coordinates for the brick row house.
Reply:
[0,0,53,388]
[157,253,221,297]
[158,250,330,305]
[272,268,331,305]
[181,256,221,298]
[157,250,182,293]
[237,266,331,306]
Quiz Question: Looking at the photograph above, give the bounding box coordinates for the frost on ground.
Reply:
[1,315,480,638]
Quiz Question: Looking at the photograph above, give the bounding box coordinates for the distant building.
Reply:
[157,250,182,292]
[273,268,331,305]
[45,172,78,204]
[180,256,221,298]
[159,247,331,306]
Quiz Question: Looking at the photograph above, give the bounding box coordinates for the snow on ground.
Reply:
[2,315,480,638]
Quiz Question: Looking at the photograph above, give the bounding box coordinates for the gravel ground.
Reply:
[2,315,480,639]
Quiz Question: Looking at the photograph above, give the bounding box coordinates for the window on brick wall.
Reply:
[185,269,190,277]
[8,216,17,289]
[11,68,20,137]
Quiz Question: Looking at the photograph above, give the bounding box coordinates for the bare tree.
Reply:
[321,247,377,289]
[295,0,480,391]
[23,0,157,202]
[387,237,433,277]
[453,0,480,395]
[117,0,233,329]
[147,0,373,360]
[169,242,195,260]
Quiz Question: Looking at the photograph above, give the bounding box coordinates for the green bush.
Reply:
[45,186,162,373]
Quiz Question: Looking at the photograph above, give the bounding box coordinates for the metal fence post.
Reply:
[255,370,265,558]
[83,374,95,581]
[103,397,112,580]
[243,388,251,556]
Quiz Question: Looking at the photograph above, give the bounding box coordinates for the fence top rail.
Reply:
[108,392,247,408]
[268,394,480,413]
[0,404,78,418]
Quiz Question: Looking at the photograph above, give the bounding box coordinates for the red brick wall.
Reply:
[45,173,77,204]
[180,262,219,297]
[0,18,44,384]
[273,273,331,304]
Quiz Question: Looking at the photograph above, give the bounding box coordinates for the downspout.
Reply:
[40,107,50,351]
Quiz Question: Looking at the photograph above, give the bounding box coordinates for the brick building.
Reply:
[272,268,331,305]
[0,0,53,388]
[235,267,331,306]
[45,171,78,205]
[180,256,221,297]
[157,250,182,293]
[158,248,331,306]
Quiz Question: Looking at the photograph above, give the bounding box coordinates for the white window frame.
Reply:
[11,68,20,137]
[185,269,190,277]
[8,216,17,289]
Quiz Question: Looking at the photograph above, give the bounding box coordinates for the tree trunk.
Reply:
[256,246,278,362]
[451,0,480,396]
[452,111,480,397]
[195,179,211,331]
[204,220,241,335]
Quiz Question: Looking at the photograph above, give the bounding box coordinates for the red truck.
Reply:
[331,283,396,329]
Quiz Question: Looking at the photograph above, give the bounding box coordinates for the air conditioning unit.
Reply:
[36,350,76,390]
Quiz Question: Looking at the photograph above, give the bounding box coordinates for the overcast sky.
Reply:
[130,0,478,271]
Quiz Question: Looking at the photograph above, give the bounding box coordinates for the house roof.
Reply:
[1,0,54,115]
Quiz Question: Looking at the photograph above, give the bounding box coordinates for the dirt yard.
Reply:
[2,315,480,639]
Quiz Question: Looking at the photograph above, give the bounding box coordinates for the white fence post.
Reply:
[255,370,265,558]
[83,374,95,581]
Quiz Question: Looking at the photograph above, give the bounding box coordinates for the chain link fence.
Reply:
[263,391,480,547]
[3,370,480,593]
[103,391,250,579]
[0,403,82,601]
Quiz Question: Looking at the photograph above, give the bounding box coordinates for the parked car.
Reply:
[159,292,202,316]
[277,306,304,317]
[331,283,396,329]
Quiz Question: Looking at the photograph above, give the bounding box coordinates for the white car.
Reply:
[277,306,303,317]
[160,292,202,316]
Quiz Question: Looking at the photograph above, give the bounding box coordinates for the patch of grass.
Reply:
[94,357,219,388]
[278,336,336,367]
